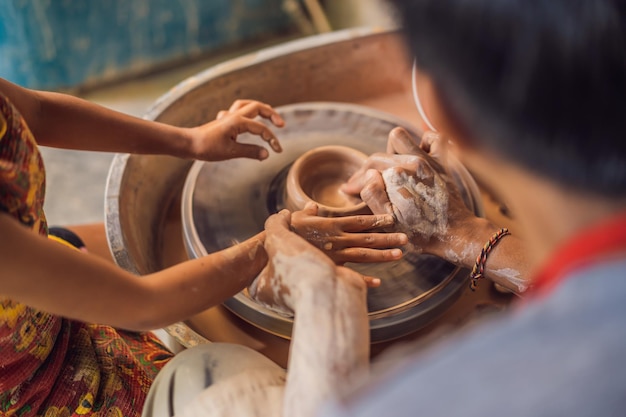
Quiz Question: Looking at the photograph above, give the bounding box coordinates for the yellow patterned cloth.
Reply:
[0,93,173,416]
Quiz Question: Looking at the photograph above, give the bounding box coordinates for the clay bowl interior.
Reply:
[285,145,369,216]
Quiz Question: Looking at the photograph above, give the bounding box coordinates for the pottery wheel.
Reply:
[181,102,484,342]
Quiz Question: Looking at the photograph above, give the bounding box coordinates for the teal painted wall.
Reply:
[0,0,292,90]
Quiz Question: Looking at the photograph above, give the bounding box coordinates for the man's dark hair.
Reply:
[388,0,626,197]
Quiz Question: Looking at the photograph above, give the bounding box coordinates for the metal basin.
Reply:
[182,101,484,342]
[105,28,507,364]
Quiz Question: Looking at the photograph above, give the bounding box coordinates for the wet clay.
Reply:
[286,145,370,216]
[310,178,362,208]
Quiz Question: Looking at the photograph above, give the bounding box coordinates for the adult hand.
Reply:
[342,128,530,291]
[248,210,379,314]
[290,202,407,264]
[342,128,447,196]
[187,100,285,161]
[343,128,475,256]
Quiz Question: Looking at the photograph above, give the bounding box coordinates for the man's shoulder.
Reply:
[323,257,626,417]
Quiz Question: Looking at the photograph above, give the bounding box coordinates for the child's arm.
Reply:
[0,78,284,161]
[0,212,267,331]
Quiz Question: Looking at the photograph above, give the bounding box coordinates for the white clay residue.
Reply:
[283,257,369,417]
[492,267,528,293]
[444,243,477,265]
[382,167,449,241]
[249,250,334,318]
[247,240,261,261]
[311,179,362,208]
[445,244,528,293]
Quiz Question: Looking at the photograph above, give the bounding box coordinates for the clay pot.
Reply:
[284,145,371,217]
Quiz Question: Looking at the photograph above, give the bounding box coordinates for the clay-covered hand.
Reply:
[342,127,445,195]
[248,209,379,315]
[290,202,408,264]
[187,99,285,161]
[343,128,475,256]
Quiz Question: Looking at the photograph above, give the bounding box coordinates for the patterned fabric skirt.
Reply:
[0,234,174,417]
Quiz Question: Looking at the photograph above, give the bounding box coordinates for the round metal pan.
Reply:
[181,102,484,342]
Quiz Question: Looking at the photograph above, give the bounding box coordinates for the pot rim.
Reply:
[285,144,369,215]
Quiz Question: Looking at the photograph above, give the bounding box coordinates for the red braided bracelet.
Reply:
[469,227,511,291]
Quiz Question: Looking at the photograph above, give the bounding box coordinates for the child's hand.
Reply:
[290,202,407,265]
[187,100,285,161]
